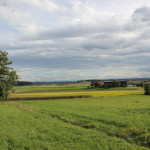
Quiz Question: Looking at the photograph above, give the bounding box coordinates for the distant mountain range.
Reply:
[16,78,150,86]
[32,77,150,84]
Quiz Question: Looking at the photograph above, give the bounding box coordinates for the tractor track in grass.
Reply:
[39,110,150,149]
[1,101,34,113]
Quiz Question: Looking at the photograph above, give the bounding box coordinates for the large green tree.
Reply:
[0,50,18,100]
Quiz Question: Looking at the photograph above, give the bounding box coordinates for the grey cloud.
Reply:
[132,6,150,22]
[140,67,150,72]
[0,40,55,50]
[0,0,7,6]
[9,47,150,71]
[24,23,122,40]
[81,37,126,50]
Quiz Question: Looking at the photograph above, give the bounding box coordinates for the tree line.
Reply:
[14,81,33,86]
[90,81,127,88]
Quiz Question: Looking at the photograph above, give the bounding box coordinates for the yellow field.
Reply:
[10,90,144,98]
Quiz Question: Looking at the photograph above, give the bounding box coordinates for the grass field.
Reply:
[13,84,143,94]
[11,84,144,99]
[0,83,149,150]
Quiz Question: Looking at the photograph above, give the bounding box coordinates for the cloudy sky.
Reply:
[1,0,150,81]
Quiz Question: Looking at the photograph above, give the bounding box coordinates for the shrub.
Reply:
[144,84,150,95]
[5,95,92,101]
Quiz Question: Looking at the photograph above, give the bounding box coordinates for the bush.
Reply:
[4,95,92,101]
[144,84,150,95]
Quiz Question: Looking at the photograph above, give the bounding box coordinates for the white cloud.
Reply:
[0,5,40,34]
[19,0,59,11]
[3,0,59,11]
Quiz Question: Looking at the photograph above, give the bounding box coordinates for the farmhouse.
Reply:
[98,82,104,87]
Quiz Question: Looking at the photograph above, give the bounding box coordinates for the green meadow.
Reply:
[0,83,150,150]
[13,83,142,94]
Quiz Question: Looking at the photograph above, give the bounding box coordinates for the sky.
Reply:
[1,0,150,81]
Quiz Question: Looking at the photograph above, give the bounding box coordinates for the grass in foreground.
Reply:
[0,95,150,150]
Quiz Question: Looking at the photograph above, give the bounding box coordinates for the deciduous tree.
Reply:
[0,50,18,100]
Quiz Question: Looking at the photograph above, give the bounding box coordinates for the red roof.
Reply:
[98,82,104,85]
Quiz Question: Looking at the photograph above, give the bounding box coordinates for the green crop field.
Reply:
[13,84,142,94]
[0,84,149,150]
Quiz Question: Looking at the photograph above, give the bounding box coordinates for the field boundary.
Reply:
[1,95,92,101]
